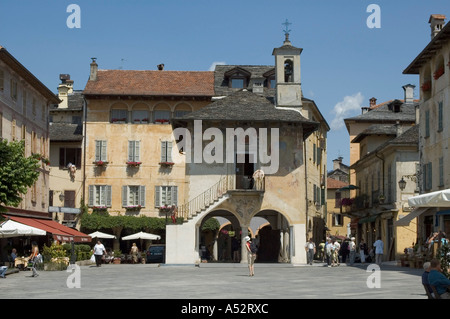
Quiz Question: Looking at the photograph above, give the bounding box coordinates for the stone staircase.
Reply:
[177,175,236,222]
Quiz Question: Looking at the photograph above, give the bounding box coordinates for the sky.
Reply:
[1,0,450,170]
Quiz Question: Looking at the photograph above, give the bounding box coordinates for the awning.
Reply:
[6,215,91,243]
[0,219,46,238]
[408,189,450,208]
[394,207,429,227]
[89,231,116,239]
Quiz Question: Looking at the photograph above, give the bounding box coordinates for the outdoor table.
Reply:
[14,257,30,269]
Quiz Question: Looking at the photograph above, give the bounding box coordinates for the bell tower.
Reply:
[272,20,303,108]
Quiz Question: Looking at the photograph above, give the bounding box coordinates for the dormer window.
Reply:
[225,67,251,89]
[263,69,276,88]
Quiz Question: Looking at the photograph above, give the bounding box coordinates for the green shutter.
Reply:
[122,186,128,207]
[139,185,146,207]
[106,185,112,207]
[88,185,94,206]
[155,186,160,207]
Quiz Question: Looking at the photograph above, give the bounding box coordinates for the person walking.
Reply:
[130,243,139,264]
[29,242,40,277]
[349,237,356,265]
[373,237,384,265]
[93,240,106,267]
[325,237,332,267]
[304,238,316,265]
[245,236,256,276]
[332,238,340,267]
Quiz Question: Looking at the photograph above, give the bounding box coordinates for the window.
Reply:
[154,110,170,123]
[111,109,128,123]
[122,185,146,207]
[88,185,112,207]
[284,60,293,82]
[425,110,430,138]
[155,186,178,207]
[438,101,443,132]
[59,147,82,168]
[231,78,244,88]
[22,90,27,115]
[10,79,17,101]
[332,213,343,226]
[439,157,444,187]
[174,110,191,118]
[132,110,149,123]
[128,140,140,162]
[95,140,107,162]
[64,190,76,208]
[423,162,433,191]
[335,191,341,208]
[160,141,173,163]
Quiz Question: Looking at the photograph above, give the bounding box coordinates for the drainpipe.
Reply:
[304,139,309,242]
[82,97,87,206]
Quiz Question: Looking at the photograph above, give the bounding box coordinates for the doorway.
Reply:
[235,153,254,189]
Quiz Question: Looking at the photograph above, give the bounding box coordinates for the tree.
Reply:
[0,139,40,212]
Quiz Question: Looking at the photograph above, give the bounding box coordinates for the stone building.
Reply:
[167,34,329,264]
[402,14,450,239]
[49,74,84,228]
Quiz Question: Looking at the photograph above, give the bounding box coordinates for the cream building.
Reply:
[403,14,450,239]
[49,74,84,228]
[0,46,60,218]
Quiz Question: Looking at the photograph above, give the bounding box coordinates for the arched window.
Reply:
[284,60,293,82]
[131,103,150,124]
[174,103,192,118]
[153,103,171,124]
[110,102,128,123]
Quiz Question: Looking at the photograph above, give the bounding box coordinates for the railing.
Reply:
[177,175,236,221]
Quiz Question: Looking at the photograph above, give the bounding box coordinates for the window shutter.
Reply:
[95,141,101,161]
[172,186,178,206]
[122,186,128,207]
[135,141,140,162]
[139,185,146,207]
[128,141,134,162]
[106,185,112,207]
[155,186,161,207]
[88,185,94,206]
[161,141,167,162]
[167,141,172,162]
[427,162,432,190]
[101,141,107,161]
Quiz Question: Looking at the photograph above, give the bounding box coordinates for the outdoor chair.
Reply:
[430,285,442,299]
[423,284,434,299]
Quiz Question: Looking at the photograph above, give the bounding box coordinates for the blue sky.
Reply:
[1,0,449,170]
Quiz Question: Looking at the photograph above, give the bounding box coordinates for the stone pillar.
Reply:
[240,225,249,264]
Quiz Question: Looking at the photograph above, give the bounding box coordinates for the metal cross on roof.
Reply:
[282,19,292,35]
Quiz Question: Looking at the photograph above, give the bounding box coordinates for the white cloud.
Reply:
[330,92,364,130]
[208,61,226,71]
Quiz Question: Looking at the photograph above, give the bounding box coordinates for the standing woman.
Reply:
[245,236,256,276]
[29,242,39,277]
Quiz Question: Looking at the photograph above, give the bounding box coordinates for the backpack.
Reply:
[250,241,258,253]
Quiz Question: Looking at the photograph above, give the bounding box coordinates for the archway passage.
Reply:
[197,208,291,263]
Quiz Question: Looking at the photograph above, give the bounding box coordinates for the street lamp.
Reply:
[398,177,407,191]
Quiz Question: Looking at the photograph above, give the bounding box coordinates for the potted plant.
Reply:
[159,161,174,167]
[113,249,122,264]
[126,161,142,167]
[93,160,108,166]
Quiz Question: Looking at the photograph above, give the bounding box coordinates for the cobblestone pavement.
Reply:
[0,262,426,300]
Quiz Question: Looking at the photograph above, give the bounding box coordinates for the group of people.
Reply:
[312,236,385,267]
[92,240,141,267]
[422,259,450,299]
[1,243,41,278]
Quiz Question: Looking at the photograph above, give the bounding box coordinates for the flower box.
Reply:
[159,162,174,167]
[125,205,142,210]
[126,161,142,167]
[111,118,127,123]
[93,160,108,166]
[159,205,175,213]
[155,119,170,124]
[421,82,431,92]
[433,66,445,80]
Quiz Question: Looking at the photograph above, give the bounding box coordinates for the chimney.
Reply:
[157,64,164,71]
[333,156,343,170]
[57,74,73,109]
[429,14,446,39]
[395,121,403,137]
[402,84,415,104]
[251,78,264,95]
[361,106,369,114]
[89,58,98,81]
[369,97,377,108]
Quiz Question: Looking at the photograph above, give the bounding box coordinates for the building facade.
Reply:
[403,14,450,240]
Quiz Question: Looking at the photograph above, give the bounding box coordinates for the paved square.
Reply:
[0,262,426,300]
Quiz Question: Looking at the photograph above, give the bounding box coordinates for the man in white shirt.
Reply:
[349,237,356,265]
[304,238,316,265]
[373,237,384,265]
[93,240,106,267]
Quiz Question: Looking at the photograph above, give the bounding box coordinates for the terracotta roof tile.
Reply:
[83,70,215,97]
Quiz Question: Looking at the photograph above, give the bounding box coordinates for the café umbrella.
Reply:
[122,231,161,241]
[89,231,117,239]
[0,219,46,238]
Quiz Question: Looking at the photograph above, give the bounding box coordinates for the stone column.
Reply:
[240,225,249,264]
